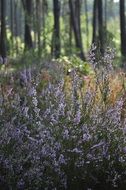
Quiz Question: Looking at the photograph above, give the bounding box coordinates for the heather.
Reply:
[1,48,126,190]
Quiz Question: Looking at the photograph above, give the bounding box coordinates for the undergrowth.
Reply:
[0,46,126,190]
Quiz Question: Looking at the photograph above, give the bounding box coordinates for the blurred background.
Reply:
[0,0,125,65]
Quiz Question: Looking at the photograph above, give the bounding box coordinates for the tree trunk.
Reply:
[92,0,104,54]
[104,0,107,31]
[69,0,85,60]
[92,0,98,44]
[10,0,14,52]
[98,0,104,54]
[69,12,72,55]
[52,0,61,58]
[84,0,89,49]
[36,0,41,55]
[120,0,126,57]
[14,2,19,54]
[42,0,46,51]
[22,0,33,50]
[0,0,7,62]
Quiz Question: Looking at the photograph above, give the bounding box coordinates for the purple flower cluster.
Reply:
[0,49,126,189]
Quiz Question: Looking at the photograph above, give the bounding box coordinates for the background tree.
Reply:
[22,0,33,50]
[92,0,98,44]
[10,0,14,52]
[92,0,104,54]
[51,0,61,58]
[84,0,89,49]
[98,0,104,54]
[36,0,41,55]
[120,0,126,58]
[69,0,85,60]
[0,0,7,63]
[0,0,125,63]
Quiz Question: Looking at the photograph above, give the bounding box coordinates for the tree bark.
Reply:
[52,0,61,58]
[92,0,98,44]
[10,0,14,49]
[22,0,33,50]
[92,0,104,54]
[69,0,85,60]
[84,0,89,49]
[120,0,126,57]
[0,0,7,62]
[36,0,41,55]
[98,0,104,54]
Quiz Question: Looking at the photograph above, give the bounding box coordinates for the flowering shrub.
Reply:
[0,48,126,190]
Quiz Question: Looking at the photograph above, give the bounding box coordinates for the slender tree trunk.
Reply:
[98,0,104,54]
[0,0,7,62]
[52,0,61,58]
[22,0,33,50]
[120,0,126,57]
[36,0,41,55]
[14,2,19,54]
[92,0,98,44]
[69,0,85,60]
[84,0,89,49]
[104,0,107,31]
[33,1,37,49]
[92,0,104,54]
[42,0,46,50]
[69,12,72,55]
[10,0,14,52]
